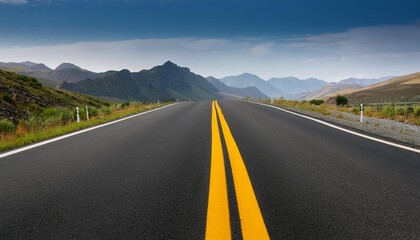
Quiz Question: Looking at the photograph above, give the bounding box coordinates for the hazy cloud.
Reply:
[287,22,420,55]
[248,42,274,57]
[0,0,27,4]
[1,22,419,81]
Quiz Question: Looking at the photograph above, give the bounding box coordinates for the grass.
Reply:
[0,102,172,152]
[261,99,420,126]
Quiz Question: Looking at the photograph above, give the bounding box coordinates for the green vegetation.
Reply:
[309,99,324,105]
[0,102,171,151]
[0,69,174,151]
[335,95,348,106]
[266,99,331,115]
[0,70,109,120]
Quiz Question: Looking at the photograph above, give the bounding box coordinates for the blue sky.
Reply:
[1,0,420,81]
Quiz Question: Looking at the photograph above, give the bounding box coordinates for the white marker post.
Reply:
[158,100,160,106]
[271,98,274,104]
[86,106,89,121]
[76,107,80,123]
[360,103,364,123]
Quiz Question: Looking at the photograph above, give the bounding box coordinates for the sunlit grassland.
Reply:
[0,102,172,152]
[261,99,420,126]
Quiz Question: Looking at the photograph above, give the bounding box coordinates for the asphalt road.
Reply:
[1,100,419,239]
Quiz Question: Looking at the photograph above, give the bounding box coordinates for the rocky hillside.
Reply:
[0,70,108,120]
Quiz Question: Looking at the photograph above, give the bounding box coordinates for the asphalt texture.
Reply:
[1,100,420,239]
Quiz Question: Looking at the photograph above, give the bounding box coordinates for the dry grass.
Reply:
[262,99,420,126]
[0,102,171,152]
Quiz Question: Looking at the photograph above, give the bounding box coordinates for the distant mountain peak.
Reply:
[55,63,82,71]
[163,60,176,67]
[19,61,51,71]
[156,61,190,73]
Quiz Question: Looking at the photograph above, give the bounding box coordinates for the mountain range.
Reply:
[0,61,101,87]
[206,76,268,99]
[60,61,221,102]
[0,60,408,103]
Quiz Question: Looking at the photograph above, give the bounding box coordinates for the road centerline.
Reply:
[206,101,231,240]
[215,101,270,240]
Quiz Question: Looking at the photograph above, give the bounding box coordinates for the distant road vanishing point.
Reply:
[1,100,419,239]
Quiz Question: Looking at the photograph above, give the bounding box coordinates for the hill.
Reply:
[60,61,221,102]
[339,77,392,86]
[338,72,420,104]
[304,83,362,100]
[0,70,108,120]
[268,77,327,100]
[206,76,269,99]
[0,61,101,87]
[20,63,101,85]
[0,61,52,72]
[220,73,282,98]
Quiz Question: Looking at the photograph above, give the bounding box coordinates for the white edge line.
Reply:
[0,103,181,159]
[249,101,420,154]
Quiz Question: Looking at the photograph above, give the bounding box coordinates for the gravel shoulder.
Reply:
[262,102,420,148]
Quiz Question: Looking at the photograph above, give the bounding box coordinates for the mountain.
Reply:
[267,77,327,100]
[55,63,83,71]
[21,63,101,85]
[206,76,269,99]
[0,70,108,120]
[339,77,393,86]
[338,72,420,104]
[60,61,221,102]
[220,73,282,98]
[19,61,52,71]
[0,61,101,86]
[0,61,52,71]
[22,67,100,84]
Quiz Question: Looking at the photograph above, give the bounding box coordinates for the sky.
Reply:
[0,0,419,81]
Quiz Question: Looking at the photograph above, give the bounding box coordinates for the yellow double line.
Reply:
[206,101,269,240]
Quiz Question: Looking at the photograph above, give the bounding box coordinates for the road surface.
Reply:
[1,100,419,239]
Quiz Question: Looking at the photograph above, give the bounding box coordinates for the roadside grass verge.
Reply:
[0,102,172,152]
[261,99,420,126]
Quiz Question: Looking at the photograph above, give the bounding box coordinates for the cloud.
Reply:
[286,22,420,56]
[248,42,274,57]
[0,0,27,4]
[1,22,420,82]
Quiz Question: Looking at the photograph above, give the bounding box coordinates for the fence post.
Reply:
[86,106,89,121]
[76,107,80,123]
[360,103,364,123]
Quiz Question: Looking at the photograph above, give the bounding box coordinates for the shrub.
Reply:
[2,94,14,104]
[99,107,112,116]
[17,75,42,89]
[395,106,404,116]
[414,106,420,117]
[335,95,348,106]
[309,99,324,105]
[87,106,98,117]
[381,105,395,117]
[0,119,16,134]
[121,102,130,108]
[42,107,73,125]
[403,106,414,116]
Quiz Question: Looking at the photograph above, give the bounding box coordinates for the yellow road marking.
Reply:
[206,101,231,240]
[215,101,270,240]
